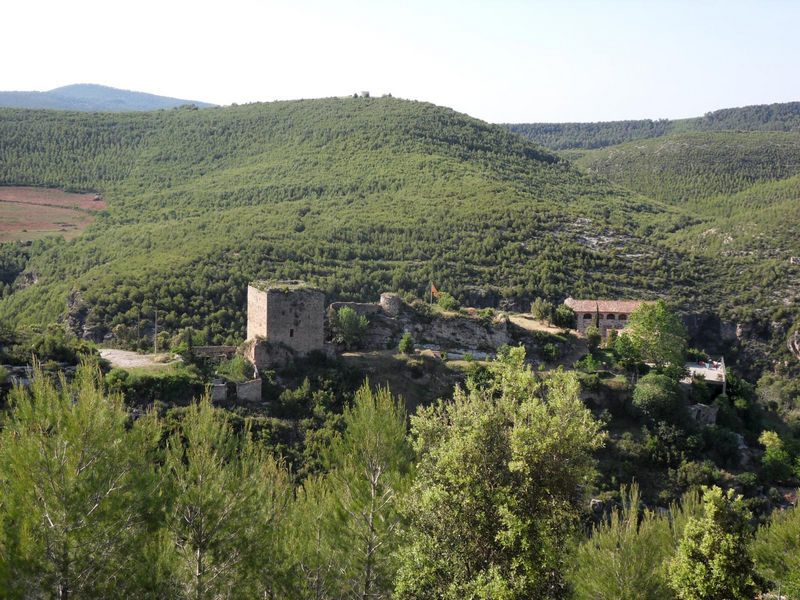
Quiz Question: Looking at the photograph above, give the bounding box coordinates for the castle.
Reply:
[246,281,325,354]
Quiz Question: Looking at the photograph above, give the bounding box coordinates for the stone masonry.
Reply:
[246,281,324,354]
[564,298,643,336]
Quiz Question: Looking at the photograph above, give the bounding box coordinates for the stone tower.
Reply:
[247,281,324,354]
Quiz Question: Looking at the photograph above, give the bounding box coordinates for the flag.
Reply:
[431,284,439,298]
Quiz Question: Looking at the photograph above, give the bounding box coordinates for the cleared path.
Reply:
[99,349,180,369]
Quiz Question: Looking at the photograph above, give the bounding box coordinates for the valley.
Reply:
[0,95,799,599]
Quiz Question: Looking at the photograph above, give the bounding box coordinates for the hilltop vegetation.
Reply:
[0,97,686,344]
[0,96,797,380]
[504,101,800,150]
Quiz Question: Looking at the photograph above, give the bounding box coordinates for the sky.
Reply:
[4,0,800,123]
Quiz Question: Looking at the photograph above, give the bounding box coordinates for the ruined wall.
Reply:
[328,301,383,316]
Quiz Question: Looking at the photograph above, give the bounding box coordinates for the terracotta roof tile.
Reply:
[564,298,644,314]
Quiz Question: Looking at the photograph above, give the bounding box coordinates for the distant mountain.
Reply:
[503,101,800,150]
[0,84,216,112]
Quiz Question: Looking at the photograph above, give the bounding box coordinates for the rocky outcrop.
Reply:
[64,290,107,342]
[687,403,719,426]
[788,330,800,362]
[419,313,509,352]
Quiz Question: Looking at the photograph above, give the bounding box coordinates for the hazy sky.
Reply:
[5,0,800,123]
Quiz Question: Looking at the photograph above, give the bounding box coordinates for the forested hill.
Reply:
[0,84,215,112]
[503,101,800,150]
[0,97,797,355]
[0,97,679,344]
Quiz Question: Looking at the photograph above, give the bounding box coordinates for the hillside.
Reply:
[0,97,797,376]
[503,101,800,150]
[0,98,683,343]
[0,84,215,112]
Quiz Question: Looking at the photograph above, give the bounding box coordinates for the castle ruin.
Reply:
[246,281,324,354]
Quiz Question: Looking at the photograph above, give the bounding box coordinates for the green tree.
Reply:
[632,372,686,423]
[0,362,160,599]
[530,297,554,324]
[332,306,369,350]
[571,486,703,600]
[627,300,688,371]
[398,332,414,354]
[615,332,640,375]
[163,398,290,599]
[758,430,793,483]
[753,502,800,598]
[552,304,576,329]
[436,292,459,311]
[586,324,602,353]
[395,347,604,599]
[669,486,758,600]
[323,382,412,599]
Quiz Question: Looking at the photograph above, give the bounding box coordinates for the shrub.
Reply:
[398,332,414,354]
[436,292,459,311]
[586,325,602,352]
[632,373,685,423]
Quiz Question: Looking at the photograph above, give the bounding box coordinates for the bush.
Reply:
[398,332,414,354]
[586,326,602,353]
[632,373,685,423]
[552,304,576,329]
[332,306,369,349]
[436,292,459,311]
[530,297,554,323]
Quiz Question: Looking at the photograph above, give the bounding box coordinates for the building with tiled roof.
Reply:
[564,298,644,336]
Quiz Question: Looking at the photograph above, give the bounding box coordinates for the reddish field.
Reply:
[0,186,106,243]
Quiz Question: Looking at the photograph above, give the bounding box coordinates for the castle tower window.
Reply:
[289,328,294,338]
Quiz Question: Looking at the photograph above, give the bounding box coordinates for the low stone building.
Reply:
[564,298,643,336]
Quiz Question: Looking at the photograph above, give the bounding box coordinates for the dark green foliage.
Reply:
[586,325,601,353]
[0,97,704,346]
[331,306,368,349]
[398,332,414,354]
[633,373,686,423]
[504,101,800,150]
[435,291,459,311]
[552,304,575,329]
[530,296,554,322]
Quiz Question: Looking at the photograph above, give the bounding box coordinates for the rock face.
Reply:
[788,330,800,362]
[325,297,512,354]
[64,290,107,342]
[687,403,719,426]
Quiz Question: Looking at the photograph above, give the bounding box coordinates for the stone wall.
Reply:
[575,313,631,335]
[247,286,268,341]
[236,379,262,403]
[328,301,383,316]
[247,283,324,354]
